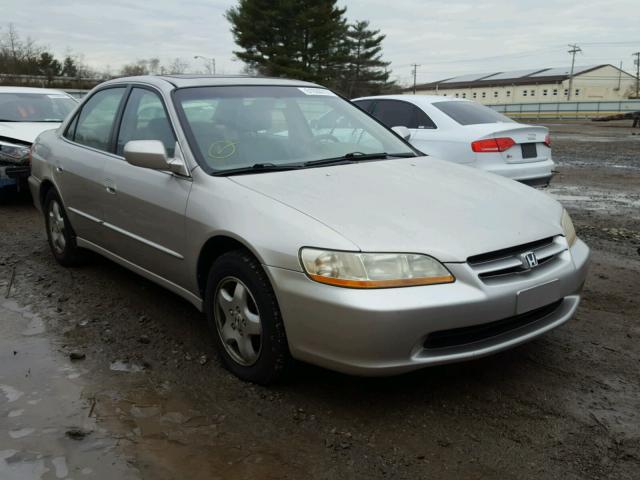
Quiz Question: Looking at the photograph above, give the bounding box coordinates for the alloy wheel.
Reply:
[48,200,66,254]
[214,276,263,366]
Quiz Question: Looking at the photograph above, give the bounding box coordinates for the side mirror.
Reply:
[392,126,411,141]
[124,140,171,170]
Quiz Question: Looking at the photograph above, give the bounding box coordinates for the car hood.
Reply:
[230,157,564,262]
[0,122,60,144]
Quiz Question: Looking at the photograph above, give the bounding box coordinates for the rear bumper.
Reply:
[484,158,555,186]
[268,238,589,376]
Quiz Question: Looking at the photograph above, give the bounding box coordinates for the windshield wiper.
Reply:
[304,151,416,167]
[214,162,304,176]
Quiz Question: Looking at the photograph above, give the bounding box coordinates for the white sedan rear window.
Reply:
[432,101,514,125]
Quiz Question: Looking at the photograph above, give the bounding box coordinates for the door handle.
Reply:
[55,166,64,173]
[106,186,116,194]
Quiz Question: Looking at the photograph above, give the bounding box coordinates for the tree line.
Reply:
[2,1,398,97]
[226,0,397,97]
[0,24,86,83]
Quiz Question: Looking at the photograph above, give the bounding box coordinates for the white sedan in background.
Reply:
[352,95,554,187]
[0,86,77,195]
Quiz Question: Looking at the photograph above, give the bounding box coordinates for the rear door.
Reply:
[56,87,127,242]
[102,86,192,287]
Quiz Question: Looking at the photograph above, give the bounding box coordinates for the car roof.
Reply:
[100,75,323,90]
[0,86,71,95]
[353,94,468,106]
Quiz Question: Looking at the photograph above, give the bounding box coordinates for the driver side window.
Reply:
[116,88,176,157]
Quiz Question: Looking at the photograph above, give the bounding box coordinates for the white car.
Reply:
[352,95,554,186]
[0,86,77,195]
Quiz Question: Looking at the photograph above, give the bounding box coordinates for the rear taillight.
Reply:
[471,137,515,153]
[544,134,551,147]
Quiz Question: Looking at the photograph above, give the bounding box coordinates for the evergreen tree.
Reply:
[38,52,62,84]
[61,56,78,77]
[225,0,348,88]
[342,20,394,97]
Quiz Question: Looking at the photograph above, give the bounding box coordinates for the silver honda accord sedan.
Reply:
[29,75,590,384]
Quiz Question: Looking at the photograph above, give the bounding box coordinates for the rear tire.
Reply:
[205,250,292,384]
[44,189,86,267]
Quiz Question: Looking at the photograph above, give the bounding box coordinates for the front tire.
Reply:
[44,189,85,267]
[205,250,292,384]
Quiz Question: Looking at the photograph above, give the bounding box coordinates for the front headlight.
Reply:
[561,209,577,247]
[300,248,455,288]
[0,141,30,165]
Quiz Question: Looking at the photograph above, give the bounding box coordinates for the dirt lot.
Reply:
[1,120,639,479]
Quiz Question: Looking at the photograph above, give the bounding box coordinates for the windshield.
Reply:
[174,86,416,173]
[432,101,514,125]
[0,92,77,122]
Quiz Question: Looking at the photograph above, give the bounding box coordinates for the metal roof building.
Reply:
[406,64,637,104]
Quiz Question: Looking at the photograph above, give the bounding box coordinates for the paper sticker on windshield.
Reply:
[298,87,336,96]
[47,94,69,99]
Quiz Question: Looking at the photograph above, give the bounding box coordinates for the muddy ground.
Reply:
[1,120,639,479]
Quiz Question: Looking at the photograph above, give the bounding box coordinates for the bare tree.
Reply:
[167,57,189,74]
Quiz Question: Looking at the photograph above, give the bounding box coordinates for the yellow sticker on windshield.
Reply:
[208,140,237,159]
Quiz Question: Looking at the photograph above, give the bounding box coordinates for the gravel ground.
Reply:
[1,120,639,479]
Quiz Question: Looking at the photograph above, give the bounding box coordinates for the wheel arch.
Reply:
[196,234,266,299]
[39,178,57,209]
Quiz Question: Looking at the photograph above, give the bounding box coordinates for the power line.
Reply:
[566,44,582,100]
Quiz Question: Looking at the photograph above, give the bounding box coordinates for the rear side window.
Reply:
[352,99,373,112]
[432,101,514,125]
[412,108,437,129]
[116,88,176,156]
[372,100,437,129]
[372,100,414,128]
[73,88,126,151]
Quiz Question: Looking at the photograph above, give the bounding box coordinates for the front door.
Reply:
[101,87,192,288]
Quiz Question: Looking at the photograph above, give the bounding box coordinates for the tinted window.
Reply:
[372,100,414,128]
[352,99,373,112]
[116,88,176,156]
[412,108,437,129]
[371,100,436,129]
[432,101,514,125]
[74,88,126,151]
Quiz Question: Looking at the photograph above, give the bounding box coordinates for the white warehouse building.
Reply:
[406,65,638,104]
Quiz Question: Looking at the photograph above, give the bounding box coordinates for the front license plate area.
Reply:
[521,143,537,159]
[516,279,561,315]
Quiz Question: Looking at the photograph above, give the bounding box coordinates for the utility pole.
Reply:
[633,52,640,99]
[411,64,420,94]
[566,44,582,101]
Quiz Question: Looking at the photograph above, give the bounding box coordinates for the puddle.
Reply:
[0,301,139,479]
[109,360,145,373]
[548,184,640,216]
[0,299,307,479]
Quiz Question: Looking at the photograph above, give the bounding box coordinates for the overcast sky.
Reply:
[4,0,640,85]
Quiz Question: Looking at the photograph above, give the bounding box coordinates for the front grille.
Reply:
[467,236,566,280]
[423,299,563,349]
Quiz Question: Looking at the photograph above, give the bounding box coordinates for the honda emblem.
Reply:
[521,251,538,269]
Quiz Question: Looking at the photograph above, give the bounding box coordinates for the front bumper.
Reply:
[0,164,30,189]
[267,238,590,376]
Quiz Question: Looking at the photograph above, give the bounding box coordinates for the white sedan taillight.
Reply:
[471,137,515,153]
